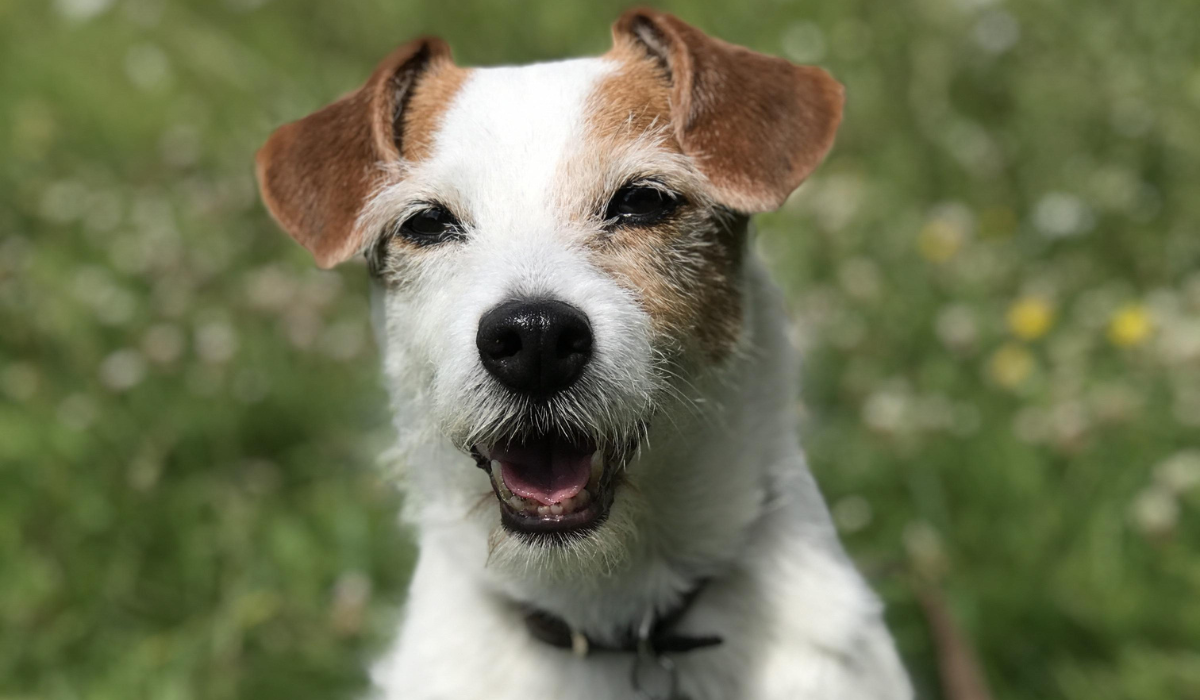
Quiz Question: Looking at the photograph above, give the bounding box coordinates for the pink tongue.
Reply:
[493,435,592,506]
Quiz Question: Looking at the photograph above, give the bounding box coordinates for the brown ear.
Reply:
[255,38,454,268]
[612,9,844,213]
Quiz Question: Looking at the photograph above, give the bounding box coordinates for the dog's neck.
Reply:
[377,255,821,643]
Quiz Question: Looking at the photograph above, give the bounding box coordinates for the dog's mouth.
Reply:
[472,431,625,536]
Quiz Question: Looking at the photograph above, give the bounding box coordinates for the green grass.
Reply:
[2,0,1199,698]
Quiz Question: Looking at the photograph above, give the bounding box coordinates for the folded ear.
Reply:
[612,9,844,213]
[255,37,455,268]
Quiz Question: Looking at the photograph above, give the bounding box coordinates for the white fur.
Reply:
[363,58,912,699]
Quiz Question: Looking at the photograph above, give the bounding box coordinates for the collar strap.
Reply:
[521,583,724,657]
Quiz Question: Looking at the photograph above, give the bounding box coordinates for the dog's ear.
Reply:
[256,38,454,268]
[612,9,844,213]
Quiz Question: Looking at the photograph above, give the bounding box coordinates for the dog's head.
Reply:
[257,9,841,572]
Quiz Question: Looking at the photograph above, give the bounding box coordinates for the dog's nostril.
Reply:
[486,329,523,360]
[556,325,592,359]
[477,299,593,398]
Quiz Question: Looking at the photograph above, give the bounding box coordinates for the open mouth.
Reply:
[472,432,622,536]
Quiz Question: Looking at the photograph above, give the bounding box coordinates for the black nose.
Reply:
[476,299,593,397]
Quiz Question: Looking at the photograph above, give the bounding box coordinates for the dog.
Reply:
[256,8,912,699]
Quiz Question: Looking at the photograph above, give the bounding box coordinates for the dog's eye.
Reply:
[399,205,461,244]
[605,184,679,226]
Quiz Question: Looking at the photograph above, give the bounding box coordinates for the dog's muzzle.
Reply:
[470,298,640,538]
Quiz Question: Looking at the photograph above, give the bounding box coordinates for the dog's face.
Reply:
[256,10,842,570]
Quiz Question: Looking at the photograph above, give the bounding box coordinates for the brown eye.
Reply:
[604,183,680,226]
[400,205,462,244]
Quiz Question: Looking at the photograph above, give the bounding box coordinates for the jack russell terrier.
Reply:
[256,8,911,699]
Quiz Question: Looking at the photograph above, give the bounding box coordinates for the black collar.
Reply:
[520,581,724,657]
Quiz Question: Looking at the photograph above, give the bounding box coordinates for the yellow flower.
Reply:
[1007,297,1055,341]
[988,343,1035,388]
[918,219,964,263]
[1108,304,1153,347]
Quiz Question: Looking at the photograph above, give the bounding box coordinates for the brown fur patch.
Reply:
[256,86,381,269]
[578,45,746,362]
[593,210,747,364]
[569,9,845,361]
[255,38,467,268]
[401,59,471,162]
[612,8,845,213]
[587,40,679,155]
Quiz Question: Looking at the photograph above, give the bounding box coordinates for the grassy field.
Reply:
[2,0,1199,698]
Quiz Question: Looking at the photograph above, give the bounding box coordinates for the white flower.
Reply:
[1129,487,1179,537]
[833,496,873,534]
[903,521,948,579]
[100,349,147,391]
[781,22,826,64]
[125,44,171,91]
[1033,193,1094,239]
[935,304,978,353]
[195,321,239,364]
[1154,450,1200,495]
[973,9,1020,55]
[862,388,911,435]
[838,258,883,301]
[53,0,113,22]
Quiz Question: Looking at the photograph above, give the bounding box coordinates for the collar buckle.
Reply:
[570,629,590,658]
[521,584,720,700]
[632,609,682,700]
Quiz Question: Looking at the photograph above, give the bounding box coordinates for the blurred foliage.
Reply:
[2,0,1199,698]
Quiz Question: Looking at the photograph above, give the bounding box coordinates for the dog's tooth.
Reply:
[508,496,525,510]
[489,459,501,471]
[575,489,591,507]
[537,505,551,516]
[560,497,576,514]
[550,504,564,516]
[494,474,513,499]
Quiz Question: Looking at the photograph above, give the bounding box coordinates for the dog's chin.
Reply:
[471,430,631,543]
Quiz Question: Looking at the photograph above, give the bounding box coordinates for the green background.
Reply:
[2,0,1199,698]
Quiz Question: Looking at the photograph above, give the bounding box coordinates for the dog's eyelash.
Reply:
[618,178,677,200]
[385,202,467,247]
[601,178,683,229]
[367,202,466,276]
